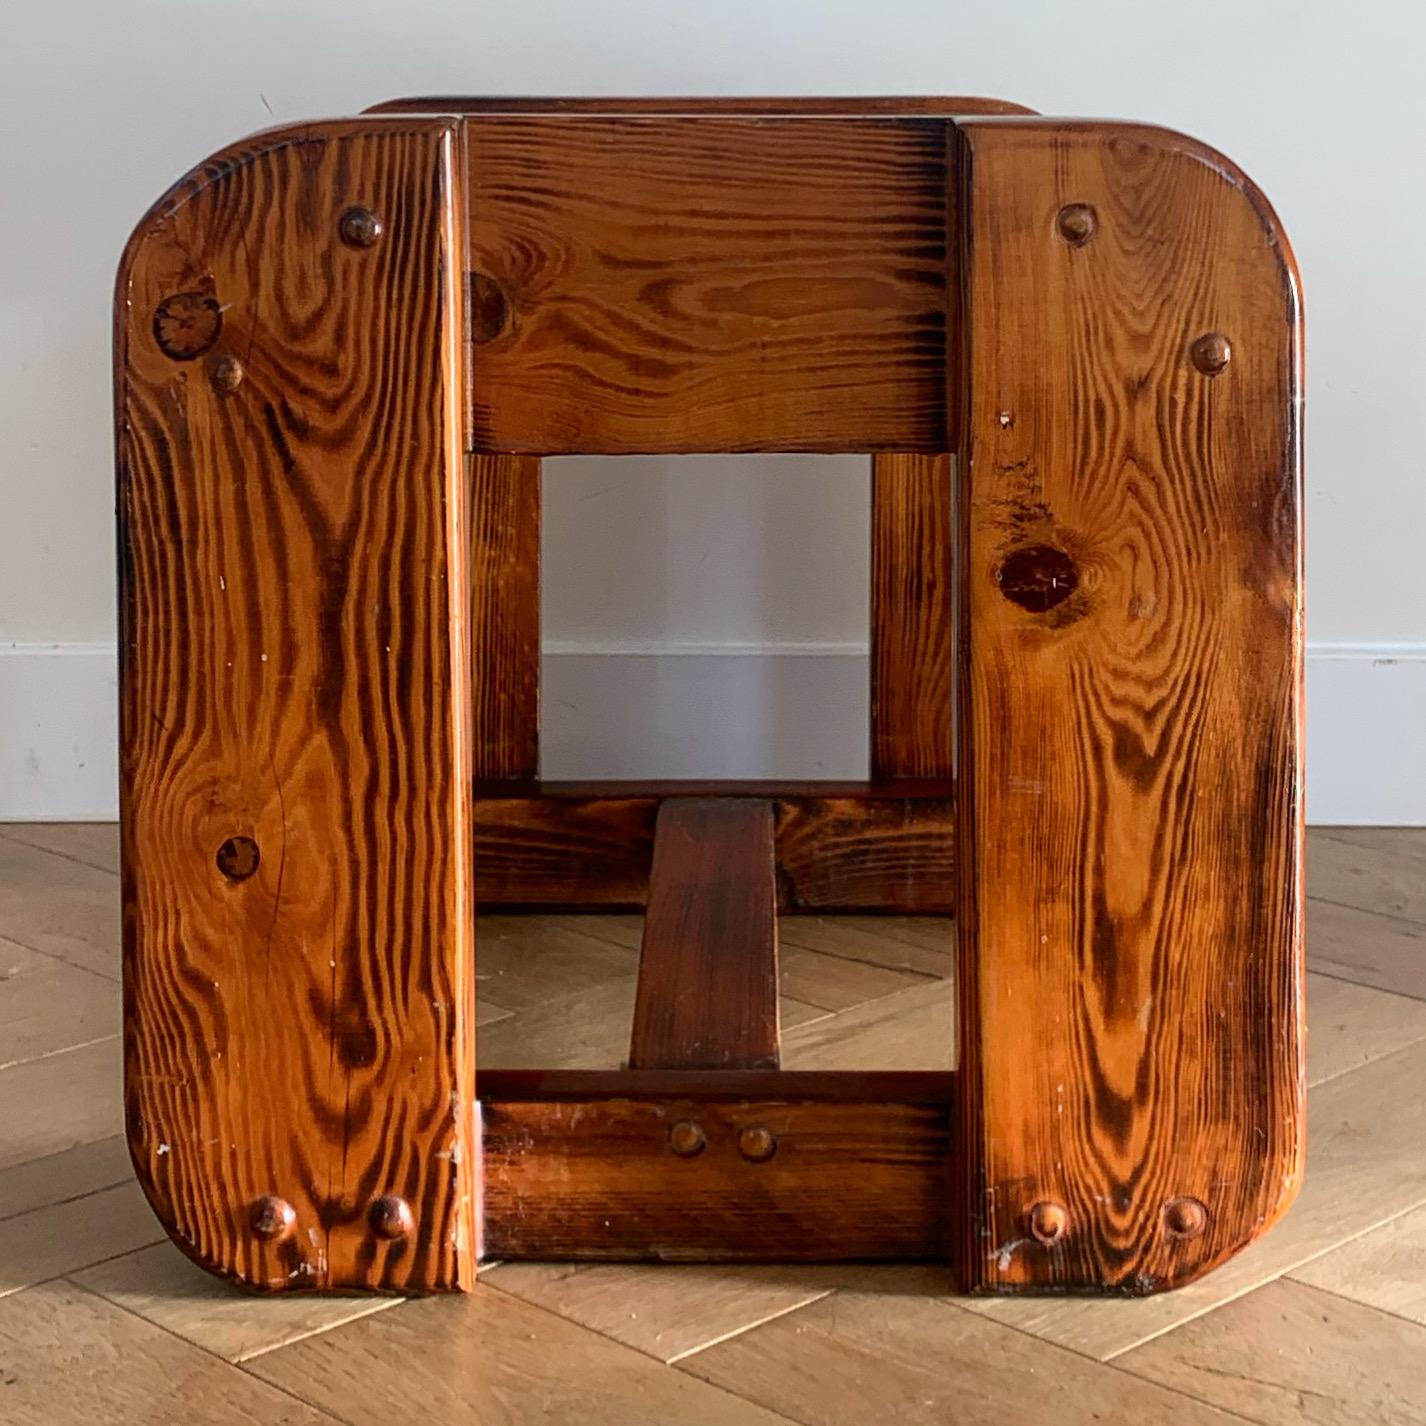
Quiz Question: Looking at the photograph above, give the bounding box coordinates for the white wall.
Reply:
[2,0,1421,818]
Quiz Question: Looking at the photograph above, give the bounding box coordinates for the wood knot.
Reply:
[469,272,511,344]
[1056,203,1097,247]
[996,545,1079,613]
[153,291,222,361]
[215,836,260,882]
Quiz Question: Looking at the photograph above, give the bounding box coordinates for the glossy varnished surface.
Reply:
[111,99,1303,1299]
[870,453,954,778]
[465,116,953,453]
[480,1070,953,1261]
[953,120,1304,1292]
[473,781,955,912]
[116,119,476,1291]
[471,454,541,780]
[629,800,781,1070]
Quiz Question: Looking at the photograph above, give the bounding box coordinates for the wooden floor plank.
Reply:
[630,799,780,1070]
[537,913,938,1013]
[1117,1278,1426,1426]
[681,1289,1242,1425]
[781,979,953,1070]
[0,1280,342,1425]
[475,997,514,1028]
[0,936,120,1068]
[1313,826,1426,860]
[476,978,639,1069]
[0,837,120,980]
[474,915,639,1011]
[956,1037,1426,1358]
[476,977,827,1070]
[1305,972,1426,1085]
[482,1261,846,1362]
[1308,896,1426,1002]
[75,1242,401,1363]
[1309,828,1426,926]
[0,1181,164,1298]
[246,1283,800,1424]
[778,942,933,1012]
[486,1261,947,1363]
[0,1135,133,1222]
[0,1037,122,1171]
[777,915,953,978]
[0,823,120,875]
[543,913,645,950]
[1291,1199,1426,1326]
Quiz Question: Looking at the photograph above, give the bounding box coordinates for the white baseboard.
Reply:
[1305,644,1426,825]
[4,640,1423,824]
[0,644,119,822]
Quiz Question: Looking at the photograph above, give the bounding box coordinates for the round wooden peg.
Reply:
[209,353,244,394]
[1028,1200,1068,1245]
[339,206,383,248]
[667,1120,707,1157]
[1190,331,1232,376]
[369,1194,414,1241]
[1056,202,1097,246]
[737,1125,777,1162]
[1164,1196,1208,1239]
[249,1194,296,1241]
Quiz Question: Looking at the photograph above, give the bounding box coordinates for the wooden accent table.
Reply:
[115,96,1303,1295]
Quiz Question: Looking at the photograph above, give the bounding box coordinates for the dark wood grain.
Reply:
[116,118,476,1292]
[630,799,780,1070]
[871,453,954,778]
[773,794,953,913]
[465,116,952,453]
[478,779,957,799]
[116,99,1304,1297]
[479,1070,954,1260]
[475,793,657,907]
[952,119,1304,1293]
[482,1069,955,1101]
[471,453,540,779]
[473,782,954,912]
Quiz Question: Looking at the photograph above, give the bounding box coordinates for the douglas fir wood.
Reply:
[464,116,953,453]
[116,99,1303,1297]
[952,120,1304,1292]
[479,1069,954,1260]
[472,781,955,912]
[871,453,955,778]
[471,453,541,779]
[116,117,476,1291]
[629,799,780,1070]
